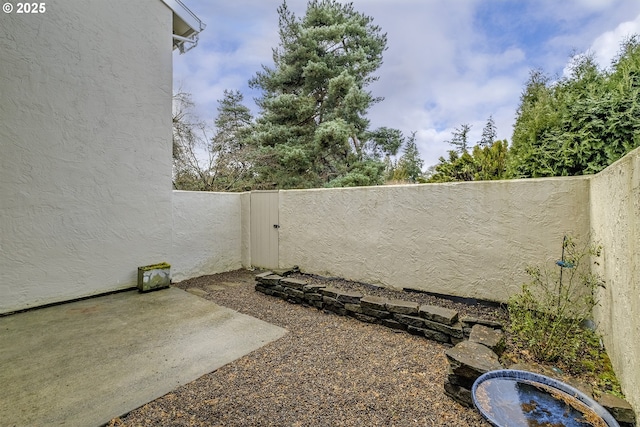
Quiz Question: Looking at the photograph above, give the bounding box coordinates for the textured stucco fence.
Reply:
[278,177,590,303]
[590,146,640,417]
[171,191,250,282]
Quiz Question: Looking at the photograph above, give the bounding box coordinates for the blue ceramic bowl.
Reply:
[472,369,619,427]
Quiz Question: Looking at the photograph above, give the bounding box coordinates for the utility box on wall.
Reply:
[137,263,171,292]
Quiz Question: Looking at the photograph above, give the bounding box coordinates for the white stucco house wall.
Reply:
[0,0,204,314]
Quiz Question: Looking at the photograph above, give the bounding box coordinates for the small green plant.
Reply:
[508,236,605,366]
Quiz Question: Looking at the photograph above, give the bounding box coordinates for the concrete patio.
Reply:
[0,287,286,426]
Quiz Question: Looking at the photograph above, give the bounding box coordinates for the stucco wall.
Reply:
[0,1,174,313]
[591,146,640,415]
[171,191,249,282]
[279,177,590,303]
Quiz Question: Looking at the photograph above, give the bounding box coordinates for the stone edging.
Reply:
[255,271,504,346]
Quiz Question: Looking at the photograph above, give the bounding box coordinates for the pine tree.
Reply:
[249,0,401,188]
[446,124,472,153]
[392,132,424,182]
[209,90,255,191]
[479,115,497,147]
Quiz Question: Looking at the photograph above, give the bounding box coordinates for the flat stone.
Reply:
[322,296,346,315]
[460,316,503,330]
[320,287,340,298]
[445,341,502,383]
[304,293,323,302]
[361,306,391,319]
[303,284,325,293]
[419,304,458,326]
[280,278,307,290]
[322,296,343,307]
[344,303,363,314]
[598,393,636,425]
[360,296,388,310]
[185,288,208,298]
[469,324,505,355]
[425,329,451,344]
[271,266,299,277]
[381,318,406,330]
[351,313,379,324]
[444,380,473,408]
[451,336,464,345]
[423,319,464,339]
[254,271,273,281]
[385,299,419,315]
[393,314,425,328]
[258,274,282,286]
[285,288,304,300]
[335,290,362,305]
[565,379,593,398]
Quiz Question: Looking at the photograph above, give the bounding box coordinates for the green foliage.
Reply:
[509,36,640,177]
[386,132,425,183]
[426,116,508,183]
[508,236,605,367]
[473,139,509,181]
[427,150,477,182]
[446,123,472,153]
[249,0,401,188]
[209,90,256,191]
[326,159,385,187]
[479,115,497,148]
[426,139,509,182]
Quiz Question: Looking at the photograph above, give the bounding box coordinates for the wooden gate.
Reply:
[250,191,279,269]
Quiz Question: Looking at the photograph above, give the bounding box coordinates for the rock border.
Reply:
[255,272,488,345]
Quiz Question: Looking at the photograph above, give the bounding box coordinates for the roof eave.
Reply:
[160,0,206,54]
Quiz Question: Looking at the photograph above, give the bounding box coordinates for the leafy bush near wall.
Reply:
[506,236,624,396]
[508,237,604,367]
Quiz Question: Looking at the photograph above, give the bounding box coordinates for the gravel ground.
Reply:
[109,269,501,427]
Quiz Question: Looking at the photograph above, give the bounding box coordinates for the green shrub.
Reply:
[508,236,604,366]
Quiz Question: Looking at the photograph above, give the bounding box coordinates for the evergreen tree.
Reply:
[473,139,509,181]
[446,124,472,153]
[479,115,497,147]
[391,132,424,182]
[249,0,401,188]
[209,90,255,191]
[508,36,640,177]
[426,150,477,183]
[426,139,508,183]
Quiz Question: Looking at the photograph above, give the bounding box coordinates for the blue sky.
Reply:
[174,0,640,167]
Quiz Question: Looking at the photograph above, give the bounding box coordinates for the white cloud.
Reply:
[590,14,640,69]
